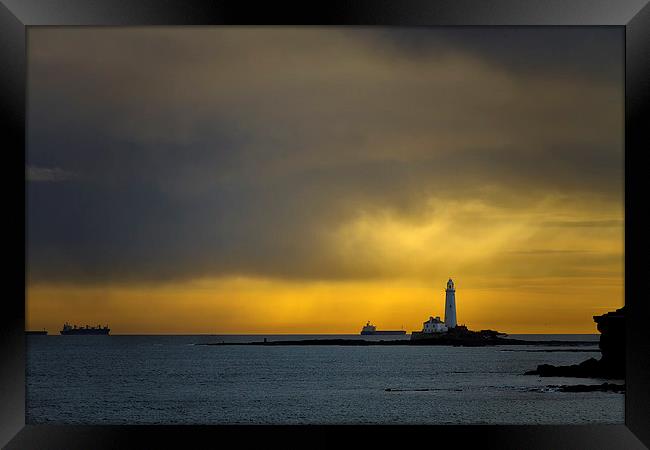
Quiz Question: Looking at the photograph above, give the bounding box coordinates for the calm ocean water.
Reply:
[26,334,623,425]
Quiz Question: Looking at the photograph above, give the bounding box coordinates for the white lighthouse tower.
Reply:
[444,278,457,328]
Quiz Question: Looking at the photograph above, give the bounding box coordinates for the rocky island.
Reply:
[200,279,598,348]
[200,328,595,347]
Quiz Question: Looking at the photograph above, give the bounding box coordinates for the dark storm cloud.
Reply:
[26,28,623,284]
[363,27,623,83]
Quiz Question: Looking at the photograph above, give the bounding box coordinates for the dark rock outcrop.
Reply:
[410,325,510,344]
[556,382,625,393]
[200,336,595,347]
[525,357,606,377]
[594,307,625,377]
[530,383,625,393]
[525,307,625,380]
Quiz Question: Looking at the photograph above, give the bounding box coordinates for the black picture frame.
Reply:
[2,1,649,448]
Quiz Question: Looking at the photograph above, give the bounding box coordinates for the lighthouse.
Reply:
[444,278,457,328]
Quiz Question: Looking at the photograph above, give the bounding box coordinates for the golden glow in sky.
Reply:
[28,194,623,334]
[26,28,623,334]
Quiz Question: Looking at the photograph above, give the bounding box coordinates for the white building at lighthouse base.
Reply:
[422,316,448,334]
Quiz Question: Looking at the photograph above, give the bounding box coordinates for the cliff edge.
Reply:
[525,307,625,379]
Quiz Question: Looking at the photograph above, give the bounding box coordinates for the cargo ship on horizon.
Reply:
[360,321,406,336]
[60,323,110,335]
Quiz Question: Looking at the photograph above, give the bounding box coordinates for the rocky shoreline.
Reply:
[524,307,625,381]
[530,382,625,393]
[199,323,602,347]
[556,382,625,393]
[199,336,596,347]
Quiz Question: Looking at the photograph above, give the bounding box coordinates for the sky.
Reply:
[26,27,624,334]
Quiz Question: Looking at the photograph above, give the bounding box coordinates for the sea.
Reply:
[26,334,623,425]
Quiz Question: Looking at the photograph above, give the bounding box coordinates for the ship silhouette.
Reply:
[60,322,110,335]
[360,321,406,335]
